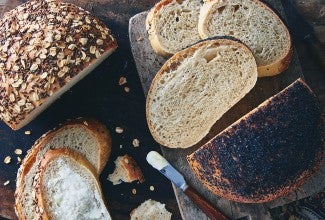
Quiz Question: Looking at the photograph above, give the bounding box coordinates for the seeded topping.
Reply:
[0,0,117,126]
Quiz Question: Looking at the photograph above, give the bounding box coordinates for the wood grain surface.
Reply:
[0,0,324,219]
[129,0,325,219]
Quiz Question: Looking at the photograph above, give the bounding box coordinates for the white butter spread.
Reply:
[146,151,169,170]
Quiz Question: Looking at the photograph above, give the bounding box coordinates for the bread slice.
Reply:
[108,154,145,185]
[146,0,202,56]
[33,148,111,220]
[0,0,118,130]
[146,38,257,148]
[187,78,323,203]
[130,199,172,220]
[198,0,292,77]
[15,118,111,220]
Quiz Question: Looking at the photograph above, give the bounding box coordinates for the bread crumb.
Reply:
[124,87,130,93]
[137,36,144,41]
[25,130,31,135]
[120,145,123,149]
[150,185,155,191]
[132,188,137,195]
[115,127,124,134]
[17,156,21,164]
[119,77,127,86]
[132,138,140,147]
[4,156,11,164]
[83,121,88,126]
[14,149,22,155]
[3,180,10,186]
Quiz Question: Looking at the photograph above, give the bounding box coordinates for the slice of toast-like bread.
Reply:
[146,38,257,148]
[146,0,202,56]
[108,154,145,185]
[15,118,111,220]
[130,199,172,220]
[188,79,323,203]
[33,148,111,220]
[198,0,292,77]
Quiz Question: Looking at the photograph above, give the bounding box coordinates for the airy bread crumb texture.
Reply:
[108,154,145,185]
[147,39,257,148]
[199,0,291,67]
[42,157,111,220]
[147,0,202,55]
[130,199,172,220]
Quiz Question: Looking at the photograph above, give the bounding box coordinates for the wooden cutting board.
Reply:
[129,1,325,219]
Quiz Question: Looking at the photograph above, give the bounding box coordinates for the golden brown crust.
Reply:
[15,118,111,219]
[0,0,118,130]
[120,155,145,183]
[198,0,292,77]
[187,78,323,203]
[146,38,255,148]
[33,148,107,220]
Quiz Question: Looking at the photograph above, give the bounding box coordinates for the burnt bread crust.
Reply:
[0,0,117,130]
[187,78,323,203]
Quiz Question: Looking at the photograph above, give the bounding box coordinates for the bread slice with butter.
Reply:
[33,148,111,220]
[146,0,202,56]
[146,38,257,148]
[15,119,111,220]
[198,0,292,77]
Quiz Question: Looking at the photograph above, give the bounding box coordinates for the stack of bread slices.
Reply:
[145,0,323,203]
[15,118,112,220]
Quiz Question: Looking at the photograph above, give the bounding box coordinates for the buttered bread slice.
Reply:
[199,0,292,77]
[146,0,202,56]
[33,149,111,220]
[146,38,257,148]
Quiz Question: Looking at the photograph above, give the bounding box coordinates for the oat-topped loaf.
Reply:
[188,79,323,203]
[0,0,117,130]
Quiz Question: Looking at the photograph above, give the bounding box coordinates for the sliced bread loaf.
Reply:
[108,154,145,185]
[187,79,323,203]
[146,0,202,56]
[130,199,172,220]
[198,0,292,77]
[33,148,111,220]
[0,0,117,130]
[15,118,111,220]
[146,38,257,148]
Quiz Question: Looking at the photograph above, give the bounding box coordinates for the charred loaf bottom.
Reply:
[187,79,323,203]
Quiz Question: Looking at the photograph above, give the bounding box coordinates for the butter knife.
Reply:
[146,151,228,220]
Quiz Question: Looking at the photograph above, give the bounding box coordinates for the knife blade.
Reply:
[281,0,324,66]
[146,151,228,220]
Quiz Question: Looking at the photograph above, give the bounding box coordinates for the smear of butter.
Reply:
[146,151,169,170]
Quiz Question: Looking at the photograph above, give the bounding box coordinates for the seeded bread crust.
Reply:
[0,0,118,130]
[198,0,292,77]
[187,79,323,203]
[33,148,110,220]
[15,118,111,220]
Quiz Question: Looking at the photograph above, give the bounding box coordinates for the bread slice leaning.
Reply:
[198,0,292,77]
[146,0,202,56]
[33,148,111,220]
[146,38,257,148]
[15,118,111,220]
[187,79,323,203]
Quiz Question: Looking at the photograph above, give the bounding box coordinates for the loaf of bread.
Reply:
[146,38,257,148]
[187,79,323,203]
[198,0,292,77]
[0,0,118,130]
[15,118,111,220]
[108,154,145,185]
[130,199,172,220]
[146,0,202,56]
[33,148,111,220]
